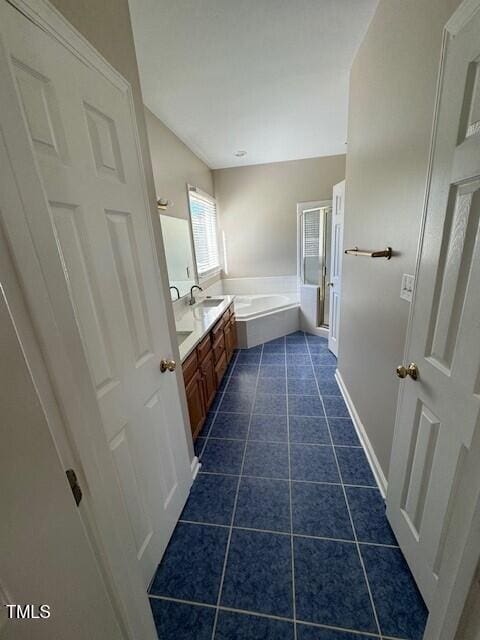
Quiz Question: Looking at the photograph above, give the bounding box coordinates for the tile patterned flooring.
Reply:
[149,332,428,640]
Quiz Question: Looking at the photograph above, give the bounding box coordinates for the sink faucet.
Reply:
[189,285,203,305]
[169,285,180,300]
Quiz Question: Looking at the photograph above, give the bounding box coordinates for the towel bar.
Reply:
[344,246,392,259]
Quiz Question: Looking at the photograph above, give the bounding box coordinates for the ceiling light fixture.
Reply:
[234,150,247,157]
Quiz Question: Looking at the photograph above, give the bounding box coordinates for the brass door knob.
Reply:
[396,363,418,380]
[160,359,177,373]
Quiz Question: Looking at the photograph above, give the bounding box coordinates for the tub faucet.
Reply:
[189,285,203,305]
[169,286,180,300]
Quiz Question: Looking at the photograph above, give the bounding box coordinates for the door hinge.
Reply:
[66,469,83,507]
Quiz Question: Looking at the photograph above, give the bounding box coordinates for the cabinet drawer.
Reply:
[197,333,211,363]
[213,334,225,363]
[228,303,235,317]
[222,309,230,324]
[182,349,198,386]
[211,318,224,344]
[214,351,228,386]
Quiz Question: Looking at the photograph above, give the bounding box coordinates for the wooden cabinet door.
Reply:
[200,350,216,410]
[215,351,228,387]
[224,321,233,363]
[231,317,238,351]
[185,370,206,440]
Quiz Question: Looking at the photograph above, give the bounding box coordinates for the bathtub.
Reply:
[234,293,298,320]
[233,293,300,348]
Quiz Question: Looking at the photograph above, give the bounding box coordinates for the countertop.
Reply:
[174,295,236,362]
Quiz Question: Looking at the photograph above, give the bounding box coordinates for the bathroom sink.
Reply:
[196,298,224,308]
[176,330,193,346]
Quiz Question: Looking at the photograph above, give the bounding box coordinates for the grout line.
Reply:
[199,470,378,489]
[206,434,361,448]
[204,414,358,424]
[305,337,384,640]
[209,342,264,640]
[176,519,400,548]
[199,470,380,491]
[284,335,298,640]
[149,595,410,640]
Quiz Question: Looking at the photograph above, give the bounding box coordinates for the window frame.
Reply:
[186,184,221,281]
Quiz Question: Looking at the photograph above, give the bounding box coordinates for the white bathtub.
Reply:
[233,293,300,348]
[234,293,298,320]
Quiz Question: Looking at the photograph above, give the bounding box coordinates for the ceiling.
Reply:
[128,0,378,169]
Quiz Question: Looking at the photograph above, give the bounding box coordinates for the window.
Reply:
[188,186,220,278]
[303,209,321,259]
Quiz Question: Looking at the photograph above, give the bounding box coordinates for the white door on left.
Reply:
[0,0,192,589]
[0,286,121,640]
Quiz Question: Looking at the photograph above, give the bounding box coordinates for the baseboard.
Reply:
[190,456,201,480]
[301,323,329,338]
[335,370,388,497]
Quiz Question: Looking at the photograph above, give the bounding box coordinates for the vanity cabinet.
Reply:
[182,302,237,440]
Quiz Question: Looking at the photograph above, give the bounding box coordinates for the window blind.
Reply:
[188,189,220,277]
[303,209,320,257]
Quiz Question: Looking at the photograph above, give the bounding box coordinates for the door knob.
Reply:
[396,363,418,380]
[160,359,177,373]
[327,282,334,287]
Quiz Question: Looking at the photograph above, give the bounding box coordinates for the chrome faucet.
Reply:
[189,285,203,305]
[169,286,180,300]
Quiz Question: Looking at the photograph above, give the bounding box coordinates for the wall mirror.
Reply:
[160,214,196,299]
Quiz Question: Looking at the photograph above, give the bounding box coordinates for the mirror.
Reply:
[160,214,196,300]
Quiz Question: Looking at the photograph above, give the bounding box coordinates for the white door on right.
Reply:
[328,180,345,356]
[386,3,480,611]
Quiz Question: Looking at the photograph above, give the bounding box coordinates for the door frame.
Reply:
[391,0,480,637]
[296,200,332,284]
[296,199,332,334]
[328,180,345,358]
[0,0,167,637]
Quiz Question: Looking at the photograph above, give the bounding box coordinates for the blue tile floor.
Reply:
[149,332,428,640]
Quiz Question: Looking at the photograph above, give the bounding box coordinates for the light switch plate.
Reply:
[400,274,415,302]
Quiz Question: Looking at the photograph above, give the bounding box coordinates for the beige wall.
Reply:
[145,108,214,220]
[338,0,461,478]
[213,155,346,278]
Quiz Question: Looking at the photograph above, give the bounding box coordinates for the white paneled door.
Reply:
[0,0,192,592]
[328,180,345,356]
[0,286,121,640]
[386,0,480,623]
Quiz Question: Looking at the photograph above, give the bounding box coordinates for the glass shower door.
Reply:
[301,206,331,327]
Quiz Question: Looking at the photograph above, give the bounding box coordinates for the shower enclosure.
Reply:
[298,202,332,327]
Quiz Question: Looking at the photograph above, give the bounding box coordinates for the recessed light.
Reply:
[234,150,247,157]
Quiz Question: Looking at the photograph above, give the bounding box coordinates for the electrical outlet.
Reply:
[400,274,415,302]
